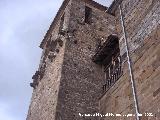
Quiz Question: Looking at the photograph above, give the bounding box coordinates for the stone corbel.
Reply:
[48,52,56,62]
[56,37,63,47]
[64,29,77,43]
[30,82,38,89]
[49,40,58,52]
[39,62,46,79]
[32,71,40,80]
[59,29,66,36]
[30,71,40,89]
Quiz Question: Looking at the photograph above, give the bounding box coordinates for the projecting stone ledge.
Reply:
[92,34,119,64]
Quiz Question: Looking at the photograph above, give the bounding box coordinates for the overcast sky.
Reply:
[0,0,113,120]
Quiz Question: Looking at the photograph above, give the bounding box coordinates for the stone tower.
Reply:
[27,0,160,120]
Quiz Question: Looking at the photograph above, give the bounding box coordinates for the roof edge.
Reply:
[107,0,123,15]
[85,0,108,11]
[40,0,108,49]
[40,0,70,49]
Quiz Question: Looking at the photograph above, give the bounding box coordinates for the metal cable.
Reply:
[119,4,140,120]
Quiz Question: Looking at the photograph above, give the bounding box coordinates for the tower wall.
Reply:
[27,0,116,120]
[26,1,72,119]
[55,0,115,119]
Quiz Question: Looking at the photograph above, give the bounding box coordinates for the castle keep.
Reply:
[27,0,160,120]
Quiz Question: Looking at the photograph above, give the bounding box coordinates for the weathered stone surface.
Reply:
[27,0,115,120]
[100,0,160,120]
[27,0,160,120]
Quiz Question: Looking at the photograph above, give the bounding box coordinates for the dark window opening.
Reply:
[85,6,92,24]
